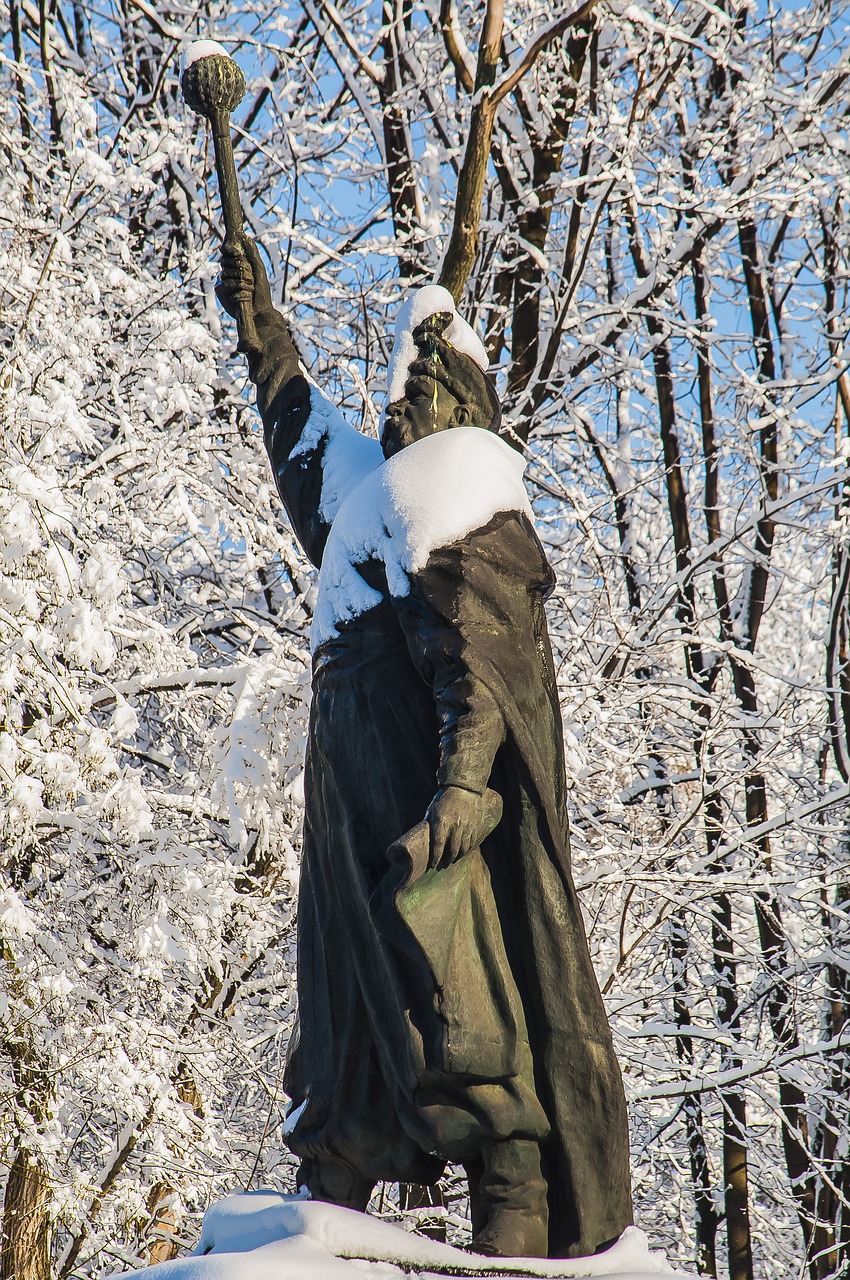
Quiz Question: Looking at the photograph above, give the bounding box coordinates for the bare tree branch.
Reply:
[491,0,599,106]
[439,0,474,93]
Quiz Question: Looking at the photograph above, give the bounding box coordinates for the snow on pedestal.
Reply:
[109,1192,698,1280]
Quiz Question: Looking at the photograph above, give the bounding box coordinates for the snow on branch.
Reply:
[310,0,385,85]
[89,664,257,709]
[637,1029,850,1102]
[439,0,475,93]
[491,0,600,107]
[126,0,186,42]
[301,0,387,161]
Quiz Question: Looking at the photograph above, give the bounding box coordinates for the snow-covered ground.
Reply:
[109,1193,697,1280]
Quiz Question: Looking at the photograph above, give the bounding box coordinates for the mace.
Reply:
[181,41,261,356]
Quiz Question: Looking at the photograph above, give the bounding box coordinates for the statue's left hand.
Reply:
[425,786,501,869]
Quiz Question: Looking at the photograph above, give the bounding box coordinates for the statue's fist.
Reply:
[425,786,502,869]
[216,235,273,320]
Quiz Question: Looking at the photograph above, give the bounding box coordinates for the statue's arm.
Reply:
[216,239,329,566]
[399,529,549,797]
[395,583,508,866]
[396,512,558,865]
[431,655,507,796]
[217,238,303,431]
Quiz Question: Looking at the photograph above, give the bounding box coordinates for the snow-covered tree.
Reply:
[1,0,848,1276]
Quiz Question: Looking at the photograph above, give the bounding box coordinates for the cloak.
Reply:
[252,321,633,1258]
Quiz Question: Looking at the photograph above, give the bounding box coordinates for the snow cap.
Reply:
[386,284,489,405]
[183,39,230,68]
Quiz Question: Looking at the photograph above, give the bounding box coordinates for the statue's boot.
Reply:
[297,1157,373,1212]
[468,1139,548,1258]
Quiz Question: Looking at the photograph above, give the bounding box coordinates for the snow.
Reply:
[311,426,530,649]
[281,1096,308,1136]
[56,598,116,672]
[109,1193,697,1280]
[0,886,38,937]
[289,387,383,524]
[386,285,489,405]
[184,40,231,67]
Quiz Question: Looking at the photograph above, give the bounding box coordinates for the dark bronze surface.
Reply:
[181,55,260,356]
[213,242,635,1260]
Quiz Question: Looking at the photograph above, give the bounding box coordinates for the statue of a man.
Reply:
[216,241,633,1260]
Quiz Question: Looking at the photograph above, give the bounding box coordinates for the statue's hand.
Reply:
[216,235,274,321]
[408,327,501,434]
[425,786,500,869]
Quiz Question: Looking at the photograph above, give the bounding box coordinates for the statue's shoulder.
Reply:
[380,428,530,560]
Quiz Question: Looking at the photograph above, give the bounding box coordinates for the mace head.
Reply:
[181,41,246,119]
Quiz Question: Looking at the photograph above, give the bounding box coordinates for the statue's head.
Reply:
[381,292,501,459]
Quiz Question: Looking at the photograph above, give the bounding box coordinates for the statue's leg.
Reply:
[463,1155,485,1237]
[296,1157,374,1212]
[468,1139,548,1259]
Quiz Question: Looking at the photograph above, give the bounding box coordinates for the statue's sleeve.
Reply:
[432,659,508,796]
[392,555,509,797]
[403,603,507,794]
[395,512,558,798]
[247,308,382,568]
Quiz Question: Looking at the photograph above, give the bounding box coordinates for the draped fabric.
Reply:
[255,320,633,1257]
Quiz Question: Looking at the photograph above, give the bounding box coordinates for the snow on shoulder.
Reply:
[108,1192,697,1280]
[183,40,230,67]
[311,427,530,650]
[386,284,489,406]
[289,385,383,525]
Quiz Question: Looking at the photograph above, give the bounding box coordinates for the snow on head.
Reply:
[184,39,230,67]
[311,427,530,649]
[386,284,489,406]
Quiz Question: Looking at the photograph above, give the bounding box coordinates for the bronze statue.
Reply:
[214,237,633,1259]
[186,48,632,1256]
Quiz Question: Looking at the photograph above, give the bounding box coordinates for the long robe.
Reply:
[249,311,633,1258]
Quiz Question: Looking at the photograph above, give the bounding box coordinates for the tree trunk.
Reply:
[0,1151,51,1280]
[508,25,592,394]
[145,1183,181,1264]
[378,0,422,278]
[712,890,754,1280]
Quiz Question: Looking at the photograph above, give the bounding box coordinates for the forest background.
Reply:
[0,0,848,1277]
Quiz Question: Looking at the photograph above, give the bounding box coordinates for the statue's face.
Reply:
[381,373,470,458]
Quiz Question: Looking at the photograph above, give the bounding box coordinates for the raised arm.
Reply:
[216,238,381,567]
[217,238,301,431]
